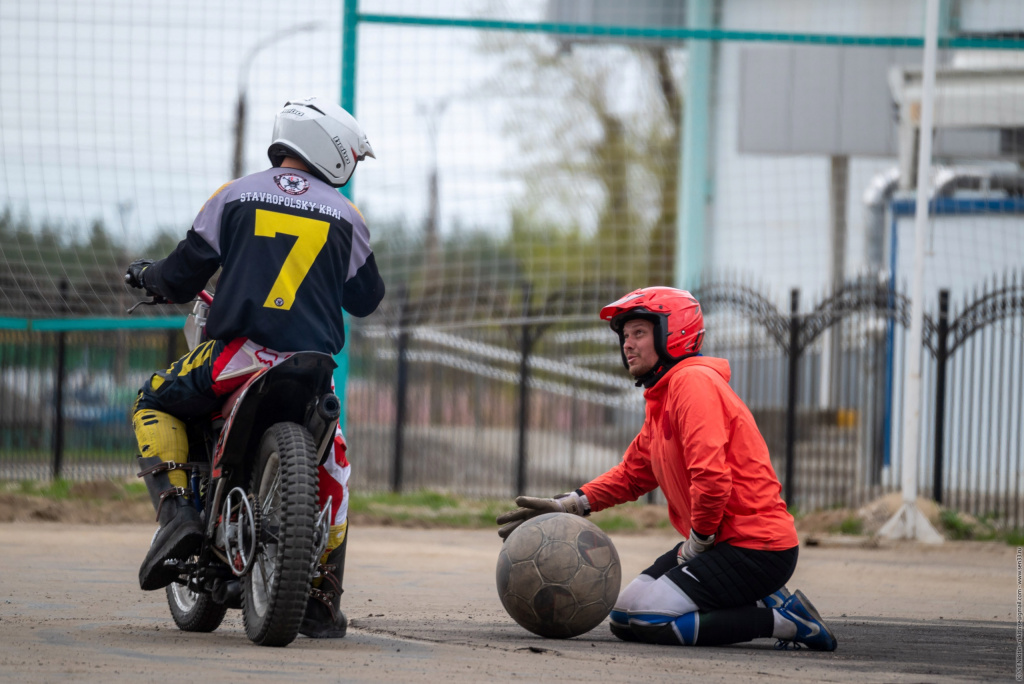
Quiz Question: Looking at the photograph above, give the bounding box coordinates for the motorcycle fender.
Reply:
[211,369,268,478]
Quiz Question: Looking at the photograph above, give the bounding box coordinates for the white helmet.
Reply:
[267,96,375,187]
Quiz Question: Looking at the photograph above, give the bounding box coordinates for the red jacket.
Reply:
[581,356,798,551]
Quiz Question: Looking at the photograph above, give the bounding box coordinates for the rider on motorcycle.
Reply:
[125,96,384,638]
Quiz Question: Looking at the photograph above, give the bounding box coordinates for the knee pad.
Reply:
[613,574,656,613]
[628,575,700,617]
[133,409,189,489]
[623,576,701,645]
[609,574,655,641]
[324,519,348,559]
[629,611,699,646]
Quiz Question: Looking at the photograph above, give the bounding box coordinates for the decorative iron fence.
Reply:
[700,277,909,514]
[344,271,1024,524]
[928,273,1024,524]
[2,273,1022,526]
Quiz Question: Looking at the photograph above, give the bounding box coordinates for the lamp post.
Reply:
[417,98,450,260]
[232,22,320,179]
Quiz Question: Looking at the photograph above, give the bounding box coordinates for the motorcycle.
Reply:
[129,290,341,647]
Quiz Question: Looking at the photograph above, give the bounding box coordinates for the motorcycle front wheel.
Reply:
[241,421,319,647]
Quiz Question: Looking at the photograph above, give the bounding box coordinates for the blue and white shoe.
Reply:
[761,585,791,609]
[608,609,639,642]
[774,590,838,651]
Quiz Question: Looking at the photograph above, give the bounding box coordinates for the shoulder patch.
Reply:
[274,173,310,195]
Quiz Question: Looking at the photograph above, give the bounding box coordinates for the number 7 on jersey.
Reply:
[254,209,329,310]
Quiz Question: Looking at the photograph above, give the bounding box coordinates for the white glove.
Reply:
[677,529,715,564]
[496,491,590,540]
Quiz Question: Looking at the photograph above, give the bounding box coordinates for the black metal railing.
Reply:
[2,272,1022,527]
[928,272,1024,522]
[0,328,178,481]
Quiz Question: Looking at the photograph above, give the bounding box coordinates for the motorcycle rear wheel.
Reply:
[241,421,319,647]
[166,566,228,633]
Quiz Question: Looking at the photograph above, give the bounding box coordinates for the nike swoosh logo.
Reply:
[680,566,701,583]
[787,611,820,637]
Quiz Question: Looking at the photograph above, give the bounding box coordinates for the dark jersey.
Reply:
[144,168,385,354]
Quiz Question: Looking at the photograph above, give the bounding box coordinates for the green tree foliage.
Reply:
[374,217,522,326]
[141,229,187,258]
[0,209,202,318]
[0,208,131,317]
[479,32,685,309]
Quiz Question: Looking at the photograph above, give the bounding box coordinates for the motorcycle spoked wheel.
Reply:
[241,422,319,647]
[166,563,229,633]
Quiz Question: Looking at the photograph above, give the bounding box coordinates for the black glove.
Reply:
[496,491,590,540]
[124,259,154,291]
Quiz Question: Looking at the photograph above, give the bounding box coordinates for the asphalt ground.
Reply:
[0,523,1017,683]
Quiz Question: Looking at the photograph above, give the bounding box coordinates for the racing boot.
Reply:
[300,535,348,638]
[137,454,203,591]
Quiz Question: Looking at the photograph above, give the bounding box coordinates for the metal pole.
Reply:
[340,0,359,126]
[231,94,247,179]
[515,283,532,496]
[52,280,68,480]
[334,0,361,432]
[674,0,713,290]
[932,289,950,503]
[392,287,410,493]
[880,0,944,543]
[231,21,319,179]
[784,288,800,508]
[821,155,849,408]
[901,0,940,514]
[166,329,178,368]
[419,99,448,265]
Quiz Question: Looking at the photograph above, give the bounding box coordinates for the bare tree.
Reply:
[480,31,685,294]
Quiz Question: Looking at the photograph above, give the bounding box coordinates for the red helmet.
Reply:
[600,287,705,368]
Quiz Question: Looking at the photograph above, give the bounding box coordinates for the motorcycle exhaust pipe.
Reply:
[317,393,341,422]
[309,393,341,465]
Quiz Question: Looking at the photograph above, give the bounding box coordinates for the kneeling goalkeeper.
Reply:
[497,287,837,651]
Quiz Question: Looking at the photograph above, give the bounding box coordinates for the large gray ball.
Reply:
[496,512,621,638]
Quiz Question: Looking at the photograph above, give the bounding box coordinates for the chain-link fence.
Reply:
[2,1,1024,523]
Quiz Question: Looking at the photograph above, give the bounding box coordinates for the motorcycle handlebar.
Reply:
[126,289,212,314]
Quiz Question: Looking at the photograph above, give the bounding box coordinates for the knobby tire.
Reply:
[241,421,319,647]
[166,576,229,633]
